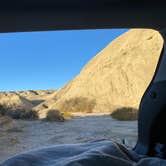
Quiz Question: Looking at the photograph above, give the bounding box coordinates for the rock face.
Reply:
[33,29,163,118]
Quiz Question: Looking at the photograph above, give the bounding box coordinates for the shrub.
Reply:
[0,104,7,116]
[19,110,38,120]
[6,109,38,120]
[0,104,38,120]
[61,111,73,119]
[60,97,96,113]
[0,105,38,120]
[42,104,49,109]
[111,107,138,121]
[6,109,21,119]
[45,109,65,122]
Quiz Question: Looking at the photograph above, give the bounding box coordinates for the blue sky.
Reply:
[0,29,128,91]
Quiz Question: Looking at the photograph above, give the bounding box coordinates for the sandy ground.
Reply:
[0,115,137,162]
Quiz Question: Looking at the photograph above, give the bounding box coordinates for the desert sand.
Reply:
[0,115,137,162]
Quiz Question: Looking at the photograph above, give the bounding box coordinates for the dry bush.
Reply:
[45,109,65,122]
[6,109,38,120]
[60,97,96,113]
[0,104,38,120]
[42,104,49,109]
[111,107,138,121]
[0,104,8,116]
[60,111,73,119]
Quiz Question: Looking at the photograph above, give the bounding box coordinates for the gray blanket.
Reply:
[1,140,166,166]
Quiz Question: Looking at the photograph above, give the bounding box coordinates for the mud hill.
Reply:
[33,29,163,118]
[0,92,33,111]
[16,90,56,106]
[0,90,56,112]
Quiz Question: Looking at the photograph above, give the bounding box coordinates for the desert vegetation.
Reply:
[59,97,96,113]
[0,104,7,116]
[44,109,73,122]
[111,107,138,121]
[0,104,38,120]
[0,103,73,122]
[7,109,38,120]
[45,109,65,122]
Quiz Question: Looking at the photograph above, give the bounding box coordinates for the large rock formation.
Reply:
[33,29,163,118]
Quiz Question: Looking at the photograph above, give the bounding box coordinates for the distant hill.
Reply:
[33,29,163,118]
[0,92,33,111]
[16,90,56,106]
[0,90,56,112]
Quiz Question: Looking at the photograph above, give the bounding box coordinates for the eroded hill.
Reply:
[0,92,33,111]
[33,29,163,118]
[16,90,56,106]
[0,90,56,112]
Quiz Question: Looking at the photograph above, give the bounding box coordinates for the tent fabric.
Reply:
[1,140,166,166]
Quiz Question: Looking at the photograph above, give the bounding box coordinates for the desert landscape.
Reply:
[0,29,163,162]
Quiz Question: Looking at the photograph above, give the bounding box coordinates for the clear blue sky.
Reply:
[0,29,128,91]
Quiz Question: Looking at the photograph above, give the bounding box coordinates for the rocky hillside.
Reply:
[33,29,163,118]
